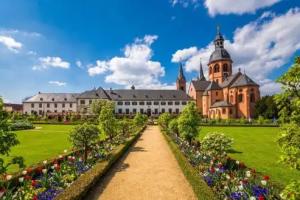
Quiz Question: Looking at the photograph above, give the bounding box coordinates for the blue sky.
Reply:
[0,0,299,103]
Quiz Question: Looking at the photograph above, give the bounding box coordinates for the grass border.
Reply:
[55,126,146,200]
[161,129,217,200]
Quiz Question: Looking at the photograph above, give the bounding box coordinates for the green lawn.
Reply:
[2,124,74,173]
[198,126,300,186]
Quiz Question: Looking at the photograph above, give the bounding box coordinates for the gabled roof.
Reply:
[191,80,211,91]
[107,89,191,101]
[219,72,242,88]
[77,87,111,99]
[23,93,78,103]
[210,101,233,108]
[205,81,222,91]
[230,74,259,88]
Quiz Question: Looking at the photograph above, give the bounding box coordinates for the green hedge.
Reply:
[55,126,145,200]
[199,123,278,127]
[162,131,217,200]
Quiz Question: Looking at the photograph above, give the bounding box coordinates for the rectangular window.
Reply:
[182,101,187,105]
[140,108,144,113]
[54,110,57,113]
[39,103,42,108]
[126,109,129,114]
[168,101,173,105]
[80,100,85,105]
[31,103,34,108]
[39,110,43,115]
[125,101,130,105]
[160,101,166,105]
[62,103,65,108]
[54,103,57,108]
[117,101,123,105]
[70,103,72,108]
[118,109,122,114]
[154,109,158,114]
[176,108,179,114]
[133,108,137,114]
[168,108,172,114]
[132,102,137,105]
[175,101,180,105]
[216,92,218,96]
[222,108,226,114]
[47,103,50,108]
[139,101,145,105]
[154,101,159,105]
[161,108,165,113]
[229,109,233,114]
[146,101,152,105]
[89,100,92,104]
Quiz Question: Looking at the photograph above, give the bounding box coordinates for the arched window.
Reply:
[238,94,243,103]
[250,93,255,103]
[209,67,212,74]
[214,64,220,73]
[230,95,233,103]
[223,64,228,72]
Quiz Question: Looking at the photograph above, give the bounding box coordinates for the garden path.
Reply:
[85,125,196,200]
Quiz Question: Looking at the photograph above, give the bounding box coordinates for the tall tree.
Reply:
[69,123,99,162]
[98,103,118,141]
[177,102,201,144]
[254,95,278,119]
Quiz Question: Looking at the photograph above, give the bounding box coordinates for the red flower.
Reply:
[25,175,31,180]
[239,162,246,169]
[210,167,215,173]
[55,165,61,171]
[36,166,43,174]
[258,195,265,200]
[31,180,37,187]
[0,188,5,193]
[26,167,33,174]
[263,176,270,181]
[32,195,38,200]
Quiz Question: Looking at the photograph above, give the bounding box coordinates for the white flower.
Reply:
[215,168,220,172]
[18,177,24,183]
[42,169,47,174]
[224,186,229,190]
[72,156,76,160]
[68,156,72,159]
[203,172,209,177]
[22,170,27,175]
[63,149,67,153]
[59,155,63,158]
[54,164,58,168]
[246,171,251,177]
[203,156,207,159]
[43,160,47,165]
[250,197,256,200]
[79,158,83,162]
[226,174,231,180]
[261,180,267,185]
[238,185,244,191]
[236,160,240,165]
[6,175,12,181]
[51,166,55,169]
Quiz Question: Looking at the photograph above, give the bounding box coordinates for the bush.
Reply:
[157,113,171,130]
[200,133,233,159]
[133,113,148,127]
[168,118,179,136]
[10,120,34,131]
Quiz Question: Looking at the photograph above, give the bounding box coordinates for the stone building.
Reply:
[188,28,260,119]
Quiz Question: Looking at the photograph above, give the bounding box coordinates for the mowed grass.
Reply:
[198,126,300,186]
[2,124,74,173]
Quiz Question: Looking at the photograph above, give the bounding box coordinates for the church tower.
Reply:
[208,26,233,84]
[176,63,186,92]
[198,59,206,81]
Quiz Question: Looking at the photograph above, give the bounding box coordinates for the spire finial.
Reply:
[217,25,220,34]
[198,58,206,81]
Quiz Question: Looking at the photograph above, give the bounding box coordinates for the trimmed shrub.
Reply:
[10,120,34,131]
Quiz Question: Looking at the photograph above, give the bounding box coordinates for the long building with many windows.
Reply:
[23,71,191,117]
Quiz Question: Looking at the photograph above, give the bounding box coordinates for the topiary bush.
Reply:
[10,120,34,131]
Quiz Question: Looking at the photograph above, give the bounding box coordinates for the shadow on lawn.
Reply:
[228,149,243,154]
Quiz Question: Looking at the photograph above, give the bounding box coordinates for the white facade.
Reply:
[23,102,77,115]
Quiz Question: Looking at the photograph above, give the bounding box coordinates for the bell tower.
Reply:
[208,26,233,84]
[176,63,186,92]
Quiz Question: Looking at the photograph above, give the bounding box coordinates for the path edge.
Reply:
[161,128,217,200]
[55,126,146,200]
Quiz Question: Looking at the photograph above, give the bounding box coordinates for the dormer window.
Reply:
[64,98,67,101]
[52,98,55,101]
[145,95,148,98]
[40,98,43,101]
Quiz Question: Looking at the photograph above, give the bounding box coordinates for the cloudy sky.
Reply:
[0,0,299,103]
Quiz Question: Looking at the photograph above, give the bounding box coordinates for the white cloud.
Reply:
[88,60,108,76]
[33,56,70,70]
[0,35,22,52]
[258,79,281,95]
[49,81,67,86]
[171,46,198,62]
[76,60,83,68]
[88,35,173,89]
[170,0,281,16]
[172,8,300,95]
[204,0,281,16]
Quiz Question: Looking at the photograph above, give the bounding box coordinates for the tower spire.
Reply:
[178,62,186,81]
[198,58,206,81]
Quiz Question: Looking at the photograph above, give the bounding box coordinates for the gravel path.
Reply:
[85,126,197,200]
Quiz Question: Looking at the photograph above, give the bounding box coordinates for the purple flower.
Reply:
[37,188,62,200]
[252,186,268,197]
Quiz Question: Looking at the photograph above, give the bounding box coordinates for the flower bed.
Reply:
[165,132,282,200]
[0,126,146,200]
